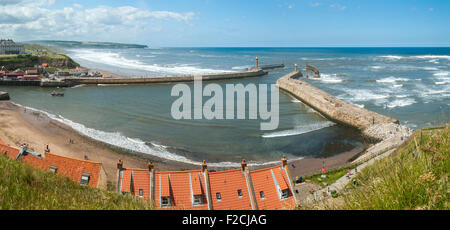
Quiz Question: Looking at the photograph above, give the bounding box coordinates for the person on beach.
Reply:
[347,168,351,178]
[45,144,50,154]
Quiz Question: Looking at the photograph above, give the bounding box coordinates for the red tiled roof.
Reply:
[250,166,296,210]
[21,153,103,188]
[131,169,151,198]
[152,170,209,210]
[0,143,103,188]
[209,169,253,210]
[0,143,20,159]
[191,172,202,195]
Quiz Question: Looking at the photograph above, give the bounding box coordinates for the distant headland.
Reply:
[25,40,149,49]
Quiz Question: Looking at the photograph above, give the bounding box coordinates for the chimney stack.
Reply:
[117,158,123,170]
[201,160,207,172]
[241,159,247,172]
[281,155,287,167]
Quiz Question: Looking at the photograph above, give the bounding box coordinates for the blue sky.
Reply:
[1,0,449,47]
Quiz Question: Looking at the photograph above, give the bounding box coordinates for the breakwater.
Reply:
[277,70,411,164]
[277,70,398,133]
[46,69,268,87]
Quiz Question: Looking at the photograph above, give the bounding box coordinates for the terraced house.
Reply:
[0,141,107,189]
[116,157,297,210]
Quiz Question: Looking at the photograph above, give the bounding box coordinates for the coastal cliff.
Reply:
[0,54,79,70]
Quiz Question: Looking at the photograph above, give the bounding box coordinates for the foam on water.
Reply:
[314,73,343,83]
[379,55,403,60]
[70,49,231,75]
[376,76,409,83]
[433,71,450,77]
[262,121,335,138]
[386,98,416,108]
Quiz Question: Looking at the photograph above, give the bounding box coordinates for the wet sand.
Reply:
[0,101,365,183]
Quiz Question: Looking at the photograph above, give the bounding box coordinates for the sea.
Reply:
[1,47,449,167]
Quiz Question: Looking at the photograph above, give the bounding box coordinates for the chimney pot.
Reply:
[117,159,123,170]
[241,159,247,171]
[281,155,287,167]
[148,161,154,171]
[201,160,207,172]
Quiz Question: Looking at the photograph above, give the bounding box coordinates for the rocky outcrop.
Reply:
[0,92,10,100]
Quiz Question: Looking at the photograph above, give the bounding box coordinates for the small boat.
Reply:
[51,91,64,97]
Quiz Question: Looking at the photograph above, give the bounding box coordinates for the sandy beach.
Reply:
[0,100,365,183]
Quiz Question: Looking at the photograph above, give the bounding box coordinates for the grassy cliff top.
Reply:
[0,154,153,210]
[335,125,449,210]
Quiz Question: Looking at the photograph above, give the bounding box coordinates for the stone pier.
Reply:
[277,69,411,164]
[64,69,268,87]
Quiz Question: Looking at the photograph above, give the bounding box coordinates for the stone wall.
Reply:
[65,69,268,86]
[276,71,399,140]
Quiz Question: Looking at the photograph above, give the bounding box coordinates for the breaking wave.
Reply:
[70,49,231,75]
[262,121,335,138]
[386,98,416,108]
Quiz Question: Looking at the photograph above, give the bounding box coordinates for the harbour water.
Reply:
[1,47,448,167]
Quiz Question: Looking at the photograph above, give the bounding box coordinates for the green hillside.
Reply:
[0,154,153,210]
[337,125,449,210]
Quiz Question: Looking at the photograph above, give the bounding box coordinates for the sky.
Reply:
[0,0,449,47]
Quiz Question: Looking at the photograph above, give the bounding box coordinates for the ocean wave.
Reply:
[11,102,295,168]
[413,55,450,60]
[393,84,403,88]
[433,71,450,77]
[341,89,390,102]
[70,49,231,75]
[313,73,343,83]
[379,55,403,60]
[262,121,335,138]
[386,98,416,108]
[376,76,409,83]
[71,84,86,88]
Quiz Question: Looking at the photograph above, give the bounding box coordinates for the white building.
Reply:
[0,39,25,55]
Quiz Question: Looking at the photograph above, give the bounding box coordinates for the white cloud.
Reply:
[0,0,28,5]
[310,2,321,7]
[330,3,346,10]
[0,0,195,42]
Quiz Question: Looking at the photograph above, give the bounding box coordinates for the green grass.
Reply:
[305,164,359,188]
[337,125,449,210]
[0,154,153,210]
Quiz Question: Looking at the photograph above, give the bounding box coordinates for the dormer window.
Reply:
[161,197,171,208]
[80,173,90,185]
[216,192,221,201]
[49,165,58,173]
[193,195,203,205]
[237,189,243,198]
[281,189,289,199]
